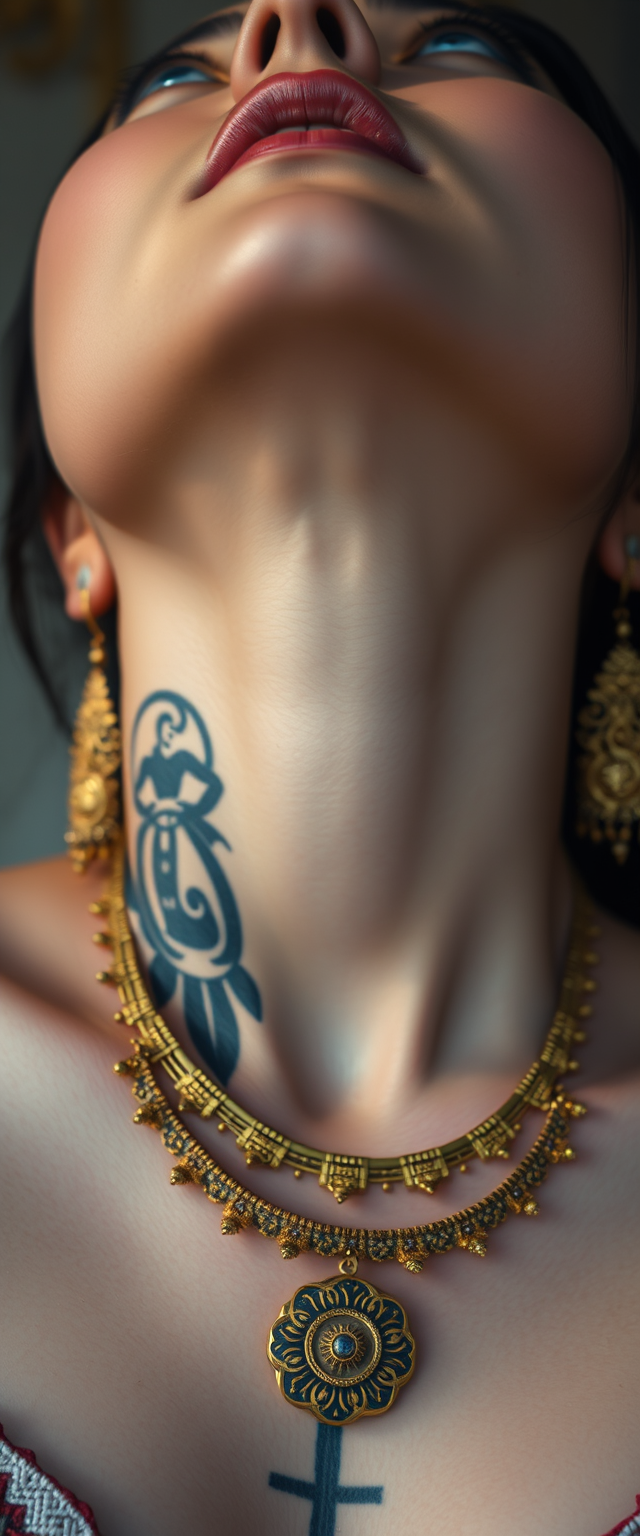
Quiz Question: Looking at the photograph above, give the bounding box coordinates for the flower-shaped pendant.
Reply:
[268,1265,415,1425]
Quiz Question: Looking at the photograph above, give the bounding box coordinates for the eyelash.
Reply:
[406,11,533,82]
[113,10,534,126]
[115,51,226,123]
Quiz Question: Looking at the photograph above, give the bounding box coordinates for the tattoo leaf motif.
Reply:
[130,691,262,1085]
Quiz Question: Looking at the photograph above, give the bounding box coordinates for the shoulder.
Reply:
[0,860,128,1224]
[0,856,118,1032]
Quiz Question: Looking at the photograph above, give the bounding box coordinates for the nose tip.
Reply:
[230,0,381,102]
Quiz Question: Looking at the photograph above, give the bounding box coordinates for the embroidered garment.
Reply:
[604,1497,640,1536]
[0,1426,99,1536]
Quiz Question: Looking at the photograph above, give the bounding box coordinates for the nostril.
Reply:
[316,7,346,59]
[260,12,281,69]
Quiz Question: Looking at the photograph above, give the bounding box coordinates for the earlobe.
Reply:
[41,485,117,620]
[596,484,640,589]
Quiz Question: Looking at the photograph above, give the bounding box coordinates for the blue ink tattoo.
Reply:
[269,1425,383,1536]
[130,690,262,1085]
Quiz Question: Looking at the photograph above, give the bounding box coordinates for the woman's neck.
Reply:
[103,345,598,1141]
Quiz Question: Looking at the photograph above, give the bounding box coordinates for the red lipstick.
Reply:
[200,71,422,193]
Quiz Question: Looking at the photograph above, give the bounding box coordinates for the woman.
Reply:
[1,1,639,1531]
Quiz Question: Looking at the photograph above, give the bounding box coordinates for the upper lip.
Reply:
[200,70,422,192]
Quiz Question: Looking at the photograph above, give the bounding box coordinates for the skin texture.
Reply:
[1,3,640,1532]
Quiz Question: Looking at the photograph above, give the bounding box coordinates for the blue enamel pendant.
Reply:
[267,1261,415,1425]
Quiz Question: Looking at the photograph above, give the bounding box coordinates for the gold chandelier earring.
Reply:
[66,566,121,873]
[576,534,640,864]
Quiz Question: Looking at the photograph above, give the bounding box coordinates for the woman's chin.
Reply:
[35,191,434,505]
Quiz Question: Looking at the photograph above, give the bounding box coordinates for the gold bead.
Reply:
[245,1155,254,1166]
[569,1101,587,1118]
[573,1030,587,1044]
[578,1004,592,1018]
[459,1163,468,1173]
[523,1199,539,1217]
[88,900,108,915]
[513,1123,522,1133]
[220,1216,241,1235]
[382,1182,391,1192]
[113,1011,124,1023]
[133,1102,164,1127]
[170,1164,193,1185]
[113,1057,136,1076]
[401,1256,424,1273]
[583,952,599,965]
[568,1060,580,1073]
[294,1169,303,1179]
[497,1148,510,1159]
[96,970,116,985]
[468,1237,487,1257]
[582,978,597,992]
[563,1147,576,1161]
[92,931,112,947]
[217,1122,226,1133]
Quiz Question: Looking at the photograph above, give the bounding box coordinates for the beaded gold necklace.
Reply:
[95,846,593,1425]
[96,843,596,1202]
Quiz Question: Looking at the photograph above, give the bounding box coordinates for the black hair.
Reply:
[3,5,640,920]
[3,111,112,730]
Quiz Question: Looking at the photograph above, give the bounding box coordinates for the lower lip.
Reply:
[232,127,392,174]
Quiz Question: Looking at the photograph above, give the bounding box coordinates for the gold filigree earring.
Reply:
[66,566,121,873]
[576,535,640,864]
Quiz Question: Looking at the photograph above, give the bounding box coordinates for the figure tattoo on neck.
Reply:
[129,690,262,1085]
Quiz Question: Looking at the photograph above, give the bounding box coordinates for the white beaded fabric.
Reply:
[0,1425,100,1536]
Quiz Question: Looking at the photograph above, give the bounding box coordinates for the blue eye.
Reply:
[137,63,213,104]
[417,31,504,62]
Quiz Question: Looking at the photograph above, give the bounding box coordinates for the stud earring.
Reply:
[66,567,121,873]
[576,535,640,864]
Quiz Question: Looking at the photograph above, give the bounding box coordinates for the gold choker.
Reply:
[94,842,596,1203]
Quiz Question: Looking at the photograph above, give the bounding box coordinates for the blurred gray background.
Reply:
[1,0,639,868]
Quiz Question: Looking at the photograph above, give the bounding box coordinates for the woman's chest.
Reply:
[1,1000,639,1535]
[1,1151,639,1536]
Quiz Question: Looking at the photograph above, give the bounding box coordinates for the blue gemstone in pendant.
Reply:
[332,1333,357,1359]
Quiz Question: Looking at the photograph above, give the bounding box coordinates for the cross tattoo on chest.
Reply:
[269,1425,384,1536]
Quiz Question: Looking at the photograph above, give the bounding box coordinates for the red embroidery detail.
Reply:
[0,1470,33,1534]
[0,1425,100,1534]
[603,1495,640,1536]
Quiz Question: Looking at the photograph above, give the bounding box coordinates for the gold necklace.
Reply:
[94,843,597,1203]
[95,849,593,1427]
